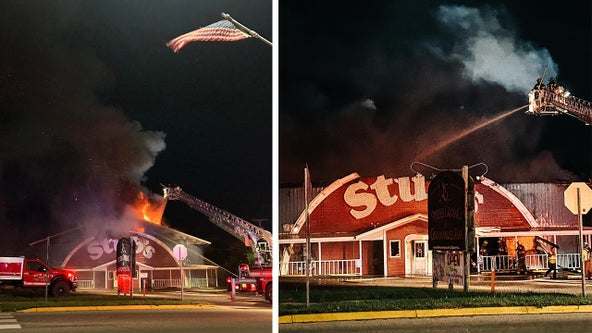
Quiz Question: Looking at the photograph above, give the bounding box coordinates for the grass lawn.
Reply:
[279,283,592,316]
[0,289,209,312]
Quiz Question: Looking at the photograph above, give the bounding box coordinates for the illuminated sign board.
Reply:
[428,171,466,250]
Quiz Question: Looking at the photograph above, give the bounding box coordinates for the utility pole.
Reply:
[462,165,470,292]
[29,227,80,303]
[304,165,312,307]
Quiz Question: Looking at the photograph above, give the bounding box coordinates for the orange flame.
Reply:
[133,192,166,225]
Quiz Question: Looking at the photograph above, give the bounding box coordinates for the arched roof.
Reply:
[289,173,535,238]
[60,221,210,269]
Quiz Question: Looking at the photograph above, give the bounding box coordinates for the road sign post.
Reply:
[462,165,470,292]
[564,182,592,297]
[173,244,188,301]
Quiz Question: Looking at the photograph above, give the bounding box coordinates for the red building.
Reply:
[279,172,592,277]
[32,220,219,291]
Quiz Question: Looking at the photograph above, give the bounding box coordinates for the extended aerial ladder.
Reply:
[163,185,273,301]
[162,186,272,266]
[527,77,592,125]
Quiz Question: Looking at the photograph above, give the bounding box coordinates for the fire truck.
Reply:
[163,186,273,302]
[527,76,592,124]
[0,256,77,296]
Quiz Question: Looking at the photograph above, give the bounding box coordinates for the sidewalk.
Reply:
[15,288,269,313]
[279,275,592,324]
[348,275,592,293]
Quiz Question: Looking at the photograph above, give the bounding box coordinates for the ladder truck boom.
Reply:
[527,77,592,125]
[162,186,272,265]
[162,185,273,302]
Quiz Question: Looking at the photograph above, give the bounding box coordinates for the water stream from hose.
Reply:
[418,104,528,159]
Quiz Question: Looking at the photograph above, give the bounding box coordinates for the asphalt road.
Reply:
[279,312,592,333]
[12,308,271,333]
[1,289,272,332]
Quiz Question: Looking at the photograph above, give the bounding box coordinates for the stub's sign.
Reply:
[116,238,131,270]
[428,171,465,250]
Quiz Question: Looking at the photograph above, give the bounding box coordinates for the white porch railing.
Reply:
[152,279,182,289]
[480,255,516,271]
[558,253,581,270]
[281,254,582,276]
[76,280,95,289]
[282,259,361,276]
[479,253,581,272]
[187,278,209,288]
[150,278,210,289]
[525,254,548,270]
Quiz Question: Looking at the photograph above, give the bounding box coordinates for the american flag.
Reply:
[167,19,251,52]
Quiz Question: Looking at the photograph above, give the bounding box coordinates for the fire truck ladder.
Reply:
[527,79,592,125]
[163,186,272,265]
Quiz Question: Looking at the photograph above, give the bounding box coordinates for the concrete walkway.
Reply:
[19,304,214,313]
[14,288,270,313]
[342,275,592,294]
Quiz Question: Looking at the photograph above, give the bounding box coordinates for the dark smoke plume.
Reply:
[280,3,578,185]
[0,3,166,256]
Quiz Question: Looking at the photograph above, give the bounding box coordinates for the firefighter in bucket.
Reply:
[255,237,271,267]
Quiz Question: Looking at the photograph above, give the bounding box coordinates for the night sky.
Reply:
[1,0,591,272]
[0,0,271,267]
[280,1,591,185]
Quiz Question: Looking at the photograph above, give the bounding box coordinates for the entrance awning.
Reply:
[355,214,427,241]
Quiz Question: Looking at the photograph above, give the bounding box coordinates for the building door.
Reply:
[411,240,430,275]
[95,270,106,289]
[372,240,384,276]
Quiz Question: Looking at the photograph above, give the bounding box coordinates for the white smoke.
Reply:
[361,98,377,110]
[128,121,167,183]
[434,5,558,93]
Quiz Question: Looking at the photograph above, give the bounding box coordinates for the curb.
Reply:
[18,304,215,313]
[279,305,592,324]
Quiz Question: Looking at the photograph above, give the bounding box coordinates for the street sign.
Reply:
[564,182,592,215]
[172,244,188,260]
[173,243,187,301]
[564,182,591,297]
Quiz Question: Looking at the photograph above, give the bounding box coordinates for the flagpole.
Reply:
[221,12,272,46]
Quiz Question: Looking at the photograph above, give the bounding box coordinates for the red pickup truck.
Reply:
[0,256,77,296]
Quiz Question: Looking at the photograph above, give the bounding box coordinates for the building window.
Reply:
[415,241,425,258]
[389,240,401,258]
